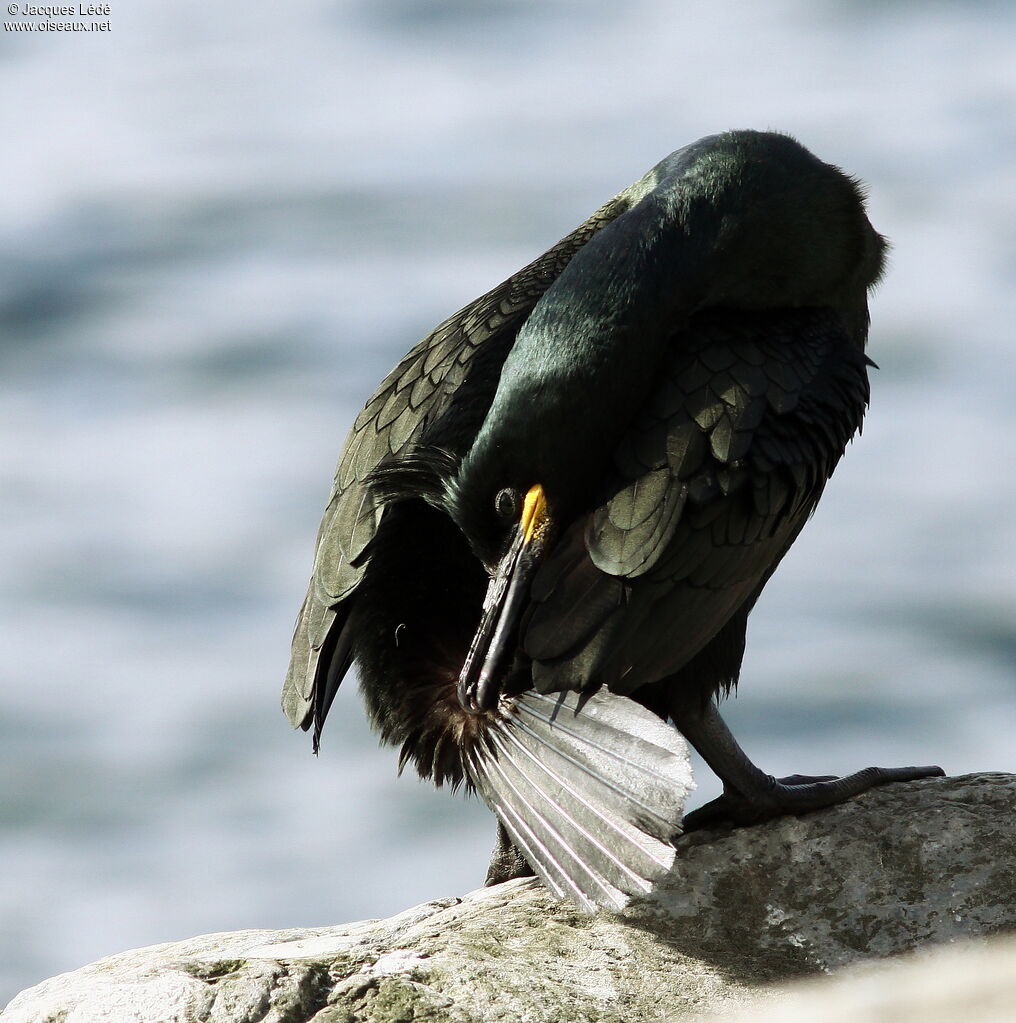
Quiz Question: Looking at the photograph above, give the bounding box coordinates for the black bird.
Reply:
[282,130,943,910]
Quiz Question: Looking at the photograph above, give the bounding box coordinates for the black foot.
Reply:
[484,819,536,886]
[682,765,945,831]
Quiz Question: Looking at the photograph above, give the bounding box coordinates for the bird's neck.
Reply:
[464,222,685,516]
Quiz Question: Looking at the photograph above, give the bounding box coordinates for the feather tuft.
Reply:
[364,448,460,507]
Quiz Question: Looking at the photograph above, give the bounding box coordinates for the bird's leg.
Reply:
[484,819,535,886]
[673,699,944,831]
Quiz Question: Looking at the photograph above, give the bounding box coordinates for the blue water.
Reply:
[2,0,1015,1002]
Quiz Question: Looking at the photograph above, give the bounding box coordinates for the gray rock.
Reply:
[4,773,1015,1023]
[708,934,1016,1023]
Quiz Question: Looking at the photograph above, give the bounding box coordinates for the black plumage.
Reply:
[282,130,942,909]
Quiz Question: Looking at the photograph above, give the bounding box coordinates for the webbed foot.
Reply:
[682,765,944,831]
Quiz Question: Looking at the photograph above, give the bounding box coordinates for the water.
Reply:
[2,0,1015,1002]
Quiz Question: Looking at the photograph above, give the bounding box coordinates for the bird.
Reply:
[282,130,943,911]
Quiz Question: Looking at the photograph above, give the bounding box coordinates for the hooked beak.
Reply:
[458,484,550,713]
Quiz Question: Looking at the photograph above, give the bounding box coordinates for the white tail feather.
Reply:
[465,689,694,911]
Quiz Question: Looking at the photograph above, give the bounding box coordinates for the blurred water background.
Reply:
[2,0,1015,1001]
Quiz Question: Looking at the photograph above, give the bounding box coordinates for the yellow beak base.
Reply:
[520,484,549,545]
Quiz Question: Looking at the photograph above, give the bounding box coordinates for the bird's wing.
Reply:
[283,197,634,736]
[522,306,872,694]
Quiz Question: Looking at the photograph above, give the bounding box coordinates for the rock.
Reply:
[4,773,1015,1023]
[708,933,1016,1023]
[639,770,1016,975]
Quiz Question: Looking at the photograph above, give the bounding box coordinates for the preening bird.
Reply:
[282,130,943,911]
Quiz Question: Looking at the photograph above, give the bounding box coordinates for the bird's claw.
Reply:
[457,677,481,715]
[458,671,499,715]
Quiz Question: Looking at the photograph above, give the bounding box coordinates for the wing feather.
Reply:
[523,306,870,695]
[282,193,638,732]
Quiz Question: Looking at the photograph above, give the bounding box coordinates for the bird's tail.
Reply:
[464,688,694,911]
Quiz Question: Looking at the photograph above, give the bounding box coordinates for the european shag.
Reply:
[282,130,943,910]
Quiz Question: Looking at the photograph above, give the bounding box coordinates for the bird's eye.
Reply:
[494,488,520,522]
